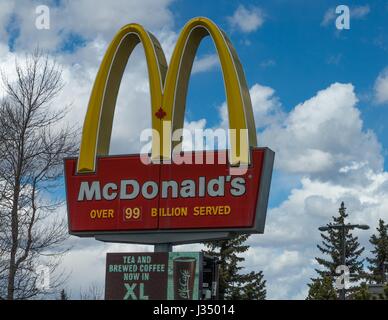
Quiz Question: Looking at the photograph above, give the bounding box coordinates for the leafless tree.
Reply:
[79,283,104,300]
[0,49,78,300]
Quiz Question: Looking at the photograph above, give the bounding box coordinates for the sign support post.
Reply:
[154,243,173,252]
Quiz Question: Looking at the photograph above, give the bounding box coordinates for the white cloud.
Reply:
[0,0,14,40]
[374,67,388,104]
[181,119,208,151]
[227,5,264,33]
[0,0,186,163]
[213,81,388,298]
[321,7,336,27]
[326,53,342,65]
[260,83,383,184]
[192,54,219,74]
[268,250,304,273]
[321,5,370,27]
[255,170,388,298]
[220,83,284,131]
[249,84,284,128]
[0,0,175,51]
[351,5,370,19]
[51,0,175,51]
[260,59,276,68]
[260,84,388,297]
[243,244,315,299]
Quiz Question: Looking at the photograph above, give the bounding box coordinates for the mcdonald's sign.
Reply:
[64,17,274,244]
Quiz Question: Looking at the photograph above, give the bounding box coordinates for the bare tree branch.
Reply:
[0,48,78,300]
[79,283,104,300]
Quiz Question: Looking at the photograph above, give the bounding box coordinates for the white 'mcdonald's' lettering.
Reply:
[77,176,246,201]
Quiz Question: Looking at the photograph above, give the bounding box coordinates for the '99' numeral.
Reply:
[124,207,141,221]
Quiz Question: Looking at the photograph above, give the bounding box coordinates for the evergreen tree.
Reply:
[241,271,266,300]
[367,219,388,284]
[203,234,266,300]
[59,289,69,300]
[353,283,388,300]
[306,276,337,300]
[353,283,371,300]
[308,202,365,299]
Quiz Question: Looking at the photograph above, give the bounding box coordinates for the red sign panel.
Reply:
[64,148,274,235]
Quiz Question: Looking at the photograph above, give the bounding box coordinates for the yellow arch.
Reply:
[77,17,257,172]
[77,24,168,172]
[163,17,257,165]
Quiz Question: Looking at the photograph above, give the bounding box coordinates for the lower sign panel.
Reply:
[105,252,202,300]
[64,148,274,235]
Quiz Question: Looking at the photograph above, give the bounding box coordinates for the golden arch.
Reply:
[77,17,257,173]
[77,24,168,172]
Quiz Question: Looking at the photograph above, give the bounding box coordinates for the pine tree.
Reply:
[353,283,388,300]
[306,276,337,300]
[308,202,365,299]
[59,289,69,300]
[241,271,266,300]
[203,234,266,300]
[367,219,388,284]
[353,283,371,300]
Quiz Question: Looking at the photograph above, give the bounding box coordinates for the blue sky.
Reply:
[170,0,388,206]
[0,0,388,299]
[178,0,388,155]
